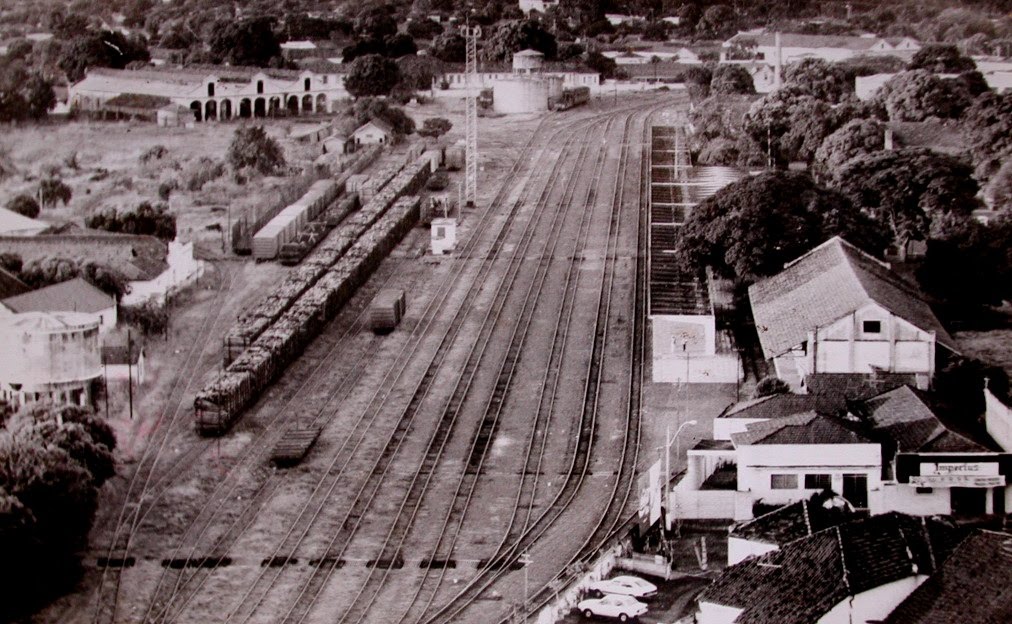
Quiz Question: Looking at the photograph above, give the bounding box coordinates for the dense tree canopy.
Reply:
[418,117,452,138]
[208,17,281,67]
[429,32,466,63]
[675,171,889,282]
[482,19,557,62]
[961,91,1012,183]
[834,148,980,243]
[345,54,402,97]
[742,90,857,166]
[875,70,968,121]
[916,214,1012,307]
[0,404,116,620]
[782,58,854,104]
[710,64,755,95]
[17,258,130,299]
[58,30,150,82]
[85,202,177,241]
[908,43,977,73]
[812,119,887,184]
[227,126,286,175]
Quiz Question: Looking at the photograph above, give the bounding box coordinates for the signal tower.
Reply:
[461,23,481,208]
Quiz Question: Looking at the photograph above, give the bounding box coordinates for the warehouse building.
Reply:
[1,277,117,333]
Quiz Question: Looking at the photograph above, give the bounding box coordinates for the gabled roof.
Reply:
[0,207,49,236]
[731,412,873,446]
[749,237,956,359]
[702,513,962,624]
[883,530,1012,624]
[515,48,545,57]
[859,385,998,453]
[731,498,854,546]
[725,32,889,51]
[805,372,917,402]
[718,393,845,420]
[353,118,394,136]
[0,267,27,300]
[2,277,115,314]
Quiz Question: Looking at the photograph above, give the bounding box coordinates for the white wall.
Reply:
[810,304,935,376]
[737,443,881,509]
[123,241,205,306]
[872,482,951,516]
[697,601,744,624]
[713,417,767,441]
[818,576,928,624]
[670,488,753,521]
[727,536,778,565]
[985,388,1012,452]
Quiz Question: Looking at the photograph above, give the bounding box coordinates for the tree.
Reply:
[396,55,441,90]
[208,17,281,67]
[984,160,1012,212]
[783,58,853,103]
[742,91,851,166]
[675,171,889,282]
[227,126,285,175]
[341,38,386,63]
[812,119,886,184]
[0,64,55,122]
[18,258,129,299]
[354,6,398,40]
[39,176,71,207]
[642,21,670,41]
[59,31,150,82]
[345,54,402,98]
[696,4,735,39]
[753,376,791,398]
[407,18,443,41]
[710,64,755,95]
[834,148,980,244]
[384,33,418,58]
[0,252,22,274]
[482,20,558,63]
[6,194,40,219]
[875,70,967,122]
[908,43,976,73]
[584,51,619,80]
[916,214,1012,307]
[418,118,452,138]
[85,202,177,241]
[962,91,1012,183]
[683,65,713,99]
[429,32,466,63]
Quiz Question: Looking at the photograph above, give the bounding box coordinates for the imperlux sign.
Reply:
[911,462,1005,487]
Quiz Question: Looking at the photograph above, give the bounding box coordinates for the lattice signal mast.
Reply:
[462,23,481,208]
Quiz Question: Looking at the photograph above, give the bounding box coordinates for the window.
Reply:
[916,486,934,494]
[304,77,311,91]
[863,320,882,334]
[207,82,215,97]
[771,474,798,489]
[804,474,832,490]
[435,227,445,237]
[257,80,264,94]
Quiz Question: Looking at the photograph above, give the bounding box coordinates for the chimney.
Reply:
[884,127,894,151]
[774,32,783,89]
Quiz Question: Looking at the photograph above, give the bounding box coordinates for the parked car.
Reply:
[588,575,658,599]
[577,593,648,621]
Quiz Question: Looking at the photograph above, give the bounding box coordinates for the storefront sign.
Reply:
[910,474,1005,488]
[920,462,999,476]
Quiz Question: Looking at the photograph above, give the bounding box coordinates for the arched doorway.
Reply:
[239,98,252,119]
[204,100,217,121]
[220,99,232,120]
[254,98,266,118]
[268,97,281,117]
[287,95,299,115]
[190,101,202,122]
[315,94,326,113]
[302,94,313,113]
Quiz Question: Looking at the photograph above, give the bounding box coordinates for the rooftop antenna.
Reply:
[461,20,481,209]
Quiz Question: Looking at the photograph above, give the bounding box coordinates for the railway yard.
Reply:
[35,92,699,624]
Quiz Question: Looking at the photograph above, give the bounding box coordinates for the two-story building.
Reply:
[749,237,957,389]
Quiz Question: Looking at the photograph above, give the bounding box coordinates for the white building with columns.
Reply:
[69,67,349,122]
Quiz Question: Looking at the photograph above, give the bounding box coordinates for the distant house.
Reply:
[0,207,49,237]
[0,277,117,333]
[748,237,957,389]
[696,512,960,624]
[352,119,394,146]
[518,0,558,14]
[605,14,645,26]
[157,103,194,127]
[883,529,1012,624]
[101,342,145,385]
[322,133,354,156]
[721,31,921,65]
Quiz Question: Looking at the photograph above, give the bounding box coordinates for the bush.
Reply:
[140,145,168,164]
[38,177,71,207]
[184,158,225,191]
[85,201,177,241]
[227,126,285,176]
[121,302,169,336]
[6,194,40,218]
[157,182,173,201]
[753,376,791,398]
[426,170,449,191]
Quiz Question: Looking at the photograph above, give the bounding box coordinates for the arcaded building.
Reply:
[68,66,350,122]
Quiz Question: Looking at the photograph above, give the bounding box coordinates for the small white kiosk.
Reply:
[431,217,457,255]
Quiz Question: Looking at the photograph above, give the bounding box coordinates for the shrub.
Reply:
[6,194,40,218]
[38,177,71,207]
[140,145,168,164]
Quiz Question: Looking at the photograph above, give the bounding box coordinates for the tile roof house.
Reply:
[351,119,394,146]
[1,277,117,333]
[697,513,961,624]
[882,530,1012,624]
[749,237,955,389]
[727,497,855,564]
[856,385,1011,517]
[714,393,847,439]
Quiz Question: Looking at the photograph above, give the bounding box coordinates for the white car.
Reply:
[588,575,658,599]
[577,593,648,621]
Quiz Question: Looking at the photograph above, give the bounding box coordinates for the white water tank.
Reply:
[492,76,563,114]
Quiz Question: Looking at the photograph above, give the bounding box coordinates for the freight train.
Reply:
[548,86,591,111]
[196,154,435,435]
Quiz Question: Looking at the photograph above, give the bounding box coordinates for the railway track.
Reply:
[415,98,675,624]
[225,109,609,624]
[90,263,239,624]
[333,106,627,624]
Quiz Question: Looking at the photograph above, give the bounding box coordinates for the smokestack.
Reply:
[774,32,783,89]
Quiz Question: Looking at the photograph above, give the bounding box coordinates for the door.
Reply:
[951,487,987,516]
[843,474,868,509]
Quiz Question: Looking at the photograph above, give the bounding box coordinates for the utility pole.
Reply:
[126,329,134,421]
[519,550,532,618]
[461,22,481,208]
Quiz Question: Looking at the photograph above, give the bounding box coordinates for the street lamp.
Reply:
[661,419,697,537]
